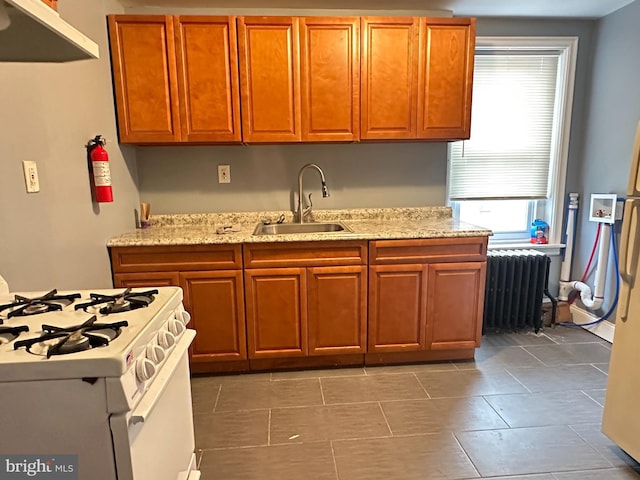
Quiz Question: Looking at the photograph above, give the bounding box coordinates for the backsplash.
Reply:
[136,142,449,214]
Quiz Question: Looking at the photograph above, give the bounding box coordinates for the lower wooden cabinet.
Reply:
[244,265,368,359]
[426,262,485,350]
[245,268,308,358]
[368,238,488,356]
[243,242,368,360]
[368,264,428,352]
[308,266,367,355]
[110,245,246,370]
[180,271,247,363]
[111,237,487,370]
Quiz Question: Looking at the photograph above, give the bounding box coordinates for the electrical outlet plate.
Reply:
[218,164,231,184]
[22,160,39,193]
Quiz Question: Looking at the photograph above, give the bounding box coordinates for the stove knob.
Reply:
[135,358,156,382]
[157,330,176,349]
[178,308,191,325]
[146,344,165,364]
[168,319,185,336]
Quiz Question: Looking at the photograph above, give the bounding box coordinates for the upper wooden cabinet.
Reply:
[361,17,475,141]
[108,15,241,144]
[417,18,475,140]
[108,16,181,143]
[238,17,302,142]
[361,17,420,140]
[174,16,242,143]
[238,16,360,143]
[109,14,475,144]
[300,17,360,142]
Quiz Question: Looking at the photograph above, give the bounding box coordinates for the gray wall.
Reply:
[572,0,640,318]
[0,0,140,291]
[138,144,447,213]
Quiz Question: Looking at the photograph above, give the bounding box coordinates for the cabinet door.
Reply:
[113,272,179,288]
[108,16,181,143]
[368,264,428,352]
[308,266,366,355]
[180,271,247,362]
[300,17,360,141]
[245,268,307,358]
[238,17,301,142]
[361,17,419,140]
[426,262,485,350]
[174,16,242,143]
[417,18,475,140]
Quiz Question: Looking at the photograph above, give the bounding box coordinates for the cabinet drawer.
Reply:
[370,237,487,264]
[110,245,242,273]
[244,241,367,268]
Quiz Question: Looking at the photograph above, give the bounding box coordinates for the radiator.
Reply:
[483,249,552,333]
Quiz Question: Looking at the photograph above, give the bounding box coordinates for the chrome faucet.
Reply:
[297,163,329,223]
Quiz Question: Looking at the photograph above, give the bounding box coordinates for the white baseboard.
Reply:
[569,304,615,343]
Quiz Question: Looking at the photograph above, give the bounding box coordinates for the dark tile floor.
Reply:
[191,326,640,479]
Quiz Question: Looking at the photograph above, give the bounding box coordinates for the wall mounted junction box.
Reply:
[589,193,618,224]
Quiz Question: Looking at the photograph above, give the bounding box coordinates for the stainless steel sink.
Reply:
[253,221,353,236]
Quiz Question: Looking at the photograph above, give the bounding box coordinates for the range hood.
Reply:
[0,0,99,62]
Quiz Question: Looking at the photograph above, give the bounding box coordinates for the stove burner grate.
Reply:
[13,316,128,358]
[0,289,81,320]
[0,325,29,345]
[75,288,158,315]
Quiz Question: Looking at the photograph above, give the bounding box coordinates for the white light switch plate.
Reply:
[22,161,40,193]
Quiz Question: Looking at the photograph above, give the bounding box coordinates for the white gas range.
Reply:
[0,285,200,480]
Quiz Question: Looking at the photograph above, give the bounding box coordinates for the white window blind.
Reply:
[449,53,560,200]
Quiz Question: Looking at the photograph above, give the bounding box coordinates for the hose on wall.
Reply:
[561,223,620,327]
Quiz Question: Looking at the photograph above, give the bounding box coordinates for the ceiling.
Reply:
[121,0,637,19]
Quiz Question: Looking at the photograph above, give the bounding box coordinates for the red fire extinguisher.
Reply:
[86,135,113,203]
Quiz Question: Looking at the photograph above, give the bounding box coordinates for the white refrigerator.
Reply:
[602,120,640,460]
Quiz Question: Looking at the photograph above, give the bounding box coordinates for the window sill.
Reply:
[488,242,565,256]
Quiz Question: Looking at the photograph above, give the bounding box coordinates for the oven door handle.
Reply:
[130,329,196,425]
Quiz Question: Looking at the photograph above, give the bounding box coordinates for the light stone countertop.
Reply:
[107,207,493,247]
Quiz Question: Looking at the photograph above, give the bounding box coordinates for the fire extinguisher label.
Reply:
[92,161,112,186]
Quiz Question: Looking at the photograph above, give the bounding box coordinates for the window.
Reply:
[448,37,578,245]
